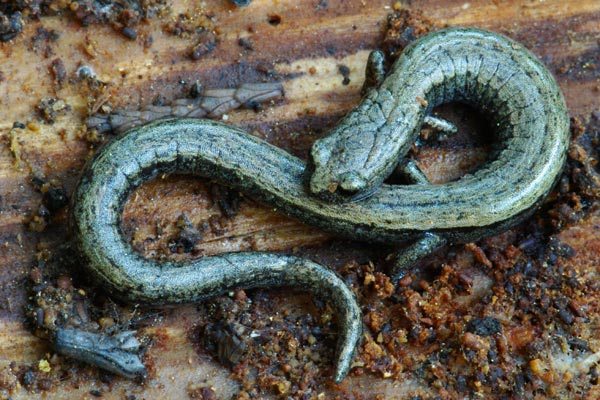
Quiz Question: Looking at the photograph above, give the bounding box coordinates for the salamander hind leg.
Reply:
[361,50,387,95]
[394,158,430,185]
[390,232,447,282]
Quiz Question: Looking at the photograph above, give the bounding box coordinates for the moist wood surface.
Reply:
[0,0,599,398]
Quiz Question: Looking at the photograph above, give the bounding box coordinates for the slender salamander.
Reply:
[70,27,569,382]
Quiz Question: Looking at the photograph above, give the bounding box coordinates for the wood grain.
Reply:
[0,0,599,398]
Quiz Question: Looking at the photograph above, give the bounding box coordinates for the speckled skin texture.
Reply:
[70,27,569,383]
[310,27,570,232]
[70,119,364,383]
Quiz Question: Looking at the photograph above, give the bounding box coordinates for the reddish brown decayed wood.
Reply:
[0,0,600,398]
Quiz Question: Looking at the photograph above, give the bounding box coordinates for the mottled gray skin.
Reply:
[310,27,569,229]
[70,27,569,383]
[309,27,569,277]
[70,119,364,383]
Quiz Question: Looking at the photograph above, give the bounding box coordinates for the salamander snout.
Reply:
[338,171,367,194]
[309,168,369,203]
[309,133,369,202]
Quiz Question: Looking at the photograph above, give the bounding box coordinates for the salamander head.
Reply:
[308,136,371,203]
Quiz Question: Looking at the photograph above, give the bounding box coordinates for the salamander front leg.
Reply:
[395,158,430,184]
[423,115,458,136]
[391,232,447,282]
[417,115,459,146]
[387,163,446,281]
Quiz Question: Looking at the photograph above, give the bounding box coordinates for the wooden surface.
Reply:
[0,0,599,398]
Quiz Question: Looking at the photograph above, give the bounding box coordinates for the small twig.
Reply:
[86,82,284,134]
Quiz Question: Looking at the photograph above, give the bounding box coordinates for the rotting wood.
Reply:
[0,0,599,398]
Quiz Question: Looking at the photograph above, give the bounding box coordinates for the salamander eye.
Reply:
[310,142,331,168]
[310,140,332,169]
